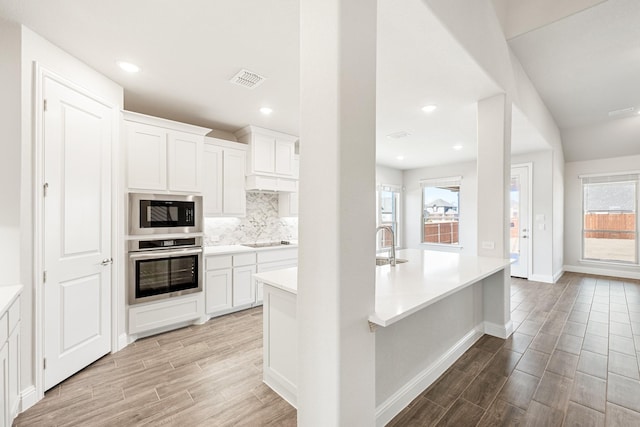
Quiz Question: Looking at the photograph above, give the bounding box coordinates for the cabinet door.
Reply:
[279,192,299,217]
[205,269,233,314]
[203,144,223,215]
[233,265,256,307]
[126,122,167,190]
[7,326,18,419]
[0,343,7,427]
[168,131,203,192]
[223,148,246,216]
[252,134,275,174]
[274,140,294,176]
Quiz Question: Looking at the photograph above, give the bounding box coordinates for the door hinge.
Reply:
[43,358,47,369]
[43,183,49,197]
[43,270,47,283]
[43,99,47,112]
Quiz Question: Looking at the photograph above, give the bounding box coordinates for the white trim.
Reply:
[117,333,132,352]
[578,170,640,179]
[20,385,38,412]
[564,264,640,280]
[374,325,484,427]
[529,274,554,283]
[553,269,565,283]
[511,163,533,280]
[419,175,462,187]
[122,110,211,136]
[579,259,640,268]
[419,242,464,251]
[33,64,121,401]
[484,320,513,339]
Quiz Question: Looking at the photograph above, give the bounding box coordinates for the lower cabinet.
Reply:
[205,248,298,317]
[128,293,205,336]
[0,288,21,427]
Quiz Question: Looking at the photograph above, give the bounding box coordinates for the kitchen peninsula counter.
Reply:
[254,249,513,426]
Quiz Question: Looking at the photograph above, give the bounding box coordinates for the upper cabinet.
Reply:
[203,137,247,217]
[124,111,211,193]
[235,125,298,191]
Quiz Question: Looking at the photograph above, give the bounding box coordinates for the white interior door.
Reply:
[42,76,112,390]
[510,165,530,278]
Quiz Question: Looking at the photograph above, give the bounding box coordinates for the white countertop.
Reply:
[253,267,298,293]
[204,243,298,256]
[0,285,22,315]
[252,249,511,328]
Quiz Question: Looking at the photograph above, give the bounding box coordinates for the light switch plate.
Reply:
[482,241,495,250]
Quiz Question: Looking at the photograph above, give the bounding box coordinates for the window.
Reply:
[421,176,461,245]
[376,185,401,251]
[582,174,638,264]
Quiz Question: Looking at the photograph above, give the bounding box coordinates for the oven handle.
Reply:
[128,247,203,260]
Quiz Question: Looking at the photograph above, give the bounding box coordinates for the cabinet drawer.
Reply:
[257,248,298,264]
[8,299,19,334]
[0,312,7,344]
[233,252,257,267]
[206,255,232,270]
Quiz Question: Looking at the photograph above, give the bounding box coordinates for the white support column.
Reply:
[298,0,377,425]
[477,94,512,338]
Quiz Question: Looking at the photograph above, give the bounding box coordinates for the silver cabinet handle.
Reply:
[101,258,113,266]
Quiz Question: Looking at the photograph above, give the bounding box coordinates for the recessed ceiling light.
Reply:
[422,104,437,113]
[117,61,140,73]
[396,155,404,160]
[260,107,273,115]
[453,144,463,151]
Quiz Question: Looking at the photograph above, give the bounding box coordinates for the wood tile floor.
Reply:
[389,272,640,426]
[14,307,296,426]
[15,272,640,426]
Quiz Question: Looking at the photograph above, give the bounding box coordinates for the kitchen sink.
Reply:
[375,257,408,266]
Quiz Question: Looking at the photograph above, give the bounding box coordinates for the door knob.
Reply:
[101,258,113,266]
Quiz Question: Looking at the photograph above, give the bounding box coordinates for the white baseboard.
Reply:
[564,264,640,281]
[375,325,484,427]
[20,385,38,412]
[484,320,513,339]
[553,269,565,283]
[117,333,133,352]
[528,274,554,283]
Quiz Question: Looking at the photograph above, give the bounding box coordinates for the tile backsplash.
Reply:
[204,192,298,246]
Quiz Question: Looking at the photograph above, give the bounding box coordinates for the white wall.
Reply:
[19,25,123,405]
[376,165,403,187]
[403,161,477,254]
[564,154,640,280]
[0,20,22,286]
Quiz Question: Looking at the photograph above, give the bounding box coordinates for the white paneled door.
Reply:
[510,165,531,279]
[42,76,112,390]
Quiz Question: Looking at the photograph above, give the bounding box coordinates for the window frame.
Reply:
[420,176,461,247]
[376,185,402,252]
[580,173,639,265]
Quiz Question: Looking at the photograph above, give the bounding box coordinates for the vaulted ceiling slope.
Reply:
[0,0,559,168]
[507,0,640,162]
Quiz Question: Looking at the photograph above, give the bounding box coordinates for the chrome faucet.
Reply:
[376,225,396,266]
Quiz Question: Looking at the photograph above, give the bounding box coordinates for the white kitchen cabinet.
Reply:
[233,265,257,307]
[279,192,299,217]
[203,138,247,217]
[234,125,298,191]
[124,111,211,193]
[0,287,21,427]
[255,248,298,304]
[128,293,205,336]
[205,269,233,314]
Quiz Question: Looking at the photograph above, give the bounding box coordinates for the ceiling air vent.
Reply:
[386,131,412,140]
[229,69,266,89]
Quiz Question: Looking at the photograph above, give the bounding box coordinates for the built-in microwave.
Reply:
[129,193,203,236]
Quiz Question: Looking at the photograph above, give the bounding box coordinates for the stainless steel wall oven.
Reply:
[128,237,203,304]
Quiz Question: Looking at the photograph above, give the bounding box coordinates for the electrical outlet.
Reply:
[482,241,495,250]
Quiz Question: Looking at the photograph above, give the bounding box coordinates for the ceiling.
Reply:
[508,0,640,162]
[0,0,560,170]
